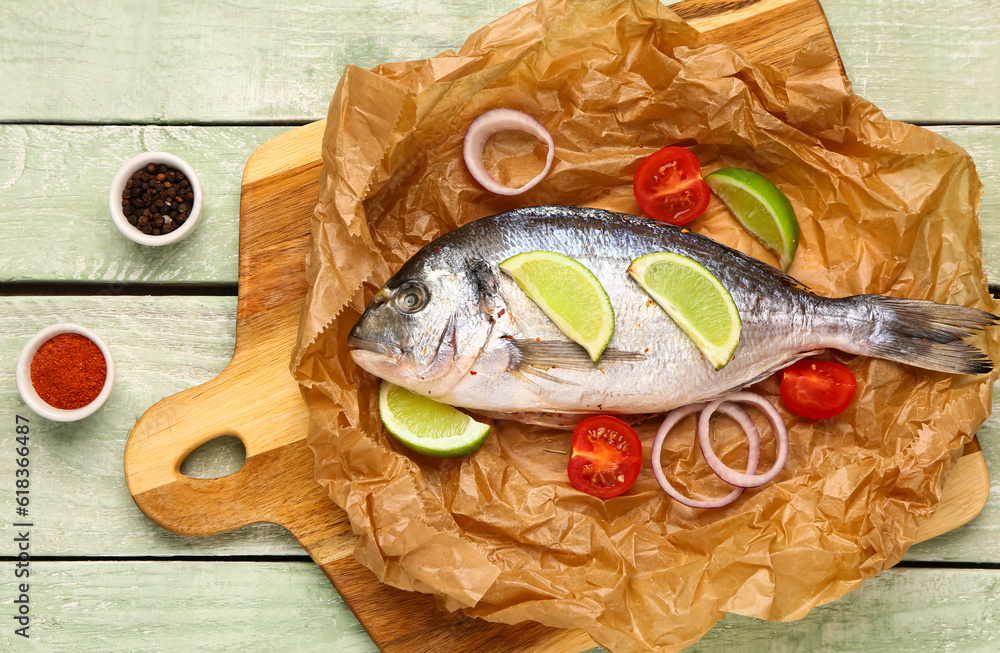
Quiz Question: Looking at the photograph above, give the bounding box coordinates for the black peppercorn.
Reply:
[121,163,195,235]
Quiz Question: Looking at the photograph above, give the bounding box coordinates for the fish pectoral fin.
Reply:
[510,338,646,371]
[514,364,582,387]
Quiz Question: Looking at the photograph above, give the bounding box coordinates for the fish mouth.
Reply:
[347,335,401,357]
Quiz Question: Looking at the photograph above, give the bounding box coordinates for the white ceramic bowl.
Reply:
[15,324,116,422]
[109,151,203,246]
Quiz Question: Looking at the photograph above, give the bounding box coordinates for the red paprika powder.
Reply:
[30,334,107,410]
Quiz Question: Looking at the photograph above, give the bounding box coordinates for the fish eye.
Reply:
[393,282,428,314]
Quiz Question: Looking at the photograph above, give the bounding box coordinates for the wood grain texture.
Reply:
[2,1,998,124]
[0,561,378,653]
[687,567,1000,652]
[673,0,841,72]
[0,295,308,556]
[5,564,1000,652]
[2,124,1000,284]
[0,125,287,284]
[0,17,1000,283]
[822,0,1000,124]
[121,2,995,651]
[0,0,527,123]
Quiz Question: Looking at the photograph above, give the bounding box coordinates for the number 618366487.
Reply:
[15,415,29,481]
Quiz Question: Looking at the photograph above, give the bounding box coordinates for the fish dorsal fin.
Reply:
[509,338,646,371]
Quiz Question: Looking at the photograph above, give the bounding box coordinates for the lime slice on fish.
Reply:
[628,252,741,370]
[704,168,799,272]
[499,251,615,363]
[378,381,491,457]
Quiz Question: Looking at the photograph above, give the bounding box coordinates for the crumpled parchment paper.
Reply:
[290,1,1000,650]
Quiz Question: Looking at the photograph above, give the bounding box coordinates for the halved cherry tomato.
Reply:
[779,359,857,420]
[632,146,710,225]
[568,415,642,499]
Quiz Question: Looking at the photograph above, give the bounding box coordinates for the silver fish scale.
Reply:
[425,206,827,414]
[350,205,996,420]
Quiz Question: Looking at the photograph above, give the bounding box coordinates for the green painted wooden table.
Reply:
[2,1,1000,651]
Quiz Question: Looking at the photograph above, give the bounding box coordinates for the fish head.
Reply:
[348,250,498,395]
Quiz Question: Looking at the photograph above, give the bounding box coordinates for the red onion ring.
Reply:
[462,108,554,195]
[651,402,761,509]
[698,392,789,488]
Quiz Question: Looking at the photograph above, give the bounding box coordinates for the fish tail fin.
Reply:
[844,296,999,374]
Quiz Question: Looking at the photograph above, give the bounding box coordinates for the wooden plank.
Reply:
[1,1,998,124]
[0,0,526,123]
[3,42,1000,287]
[3,563,1000,652]
[2,128,998,288]
[2,294,995,563]
[0,125,287,284]
[0,561,379,652]
[0,295,305,556]
[822,0,1000,124]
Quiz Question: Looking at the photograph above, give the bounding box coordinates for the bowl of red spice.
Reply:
[15,324,115,422]
[109,151,203,246]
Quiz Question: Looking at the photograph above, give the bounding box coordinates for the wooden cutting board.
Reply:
[123,0,991,650]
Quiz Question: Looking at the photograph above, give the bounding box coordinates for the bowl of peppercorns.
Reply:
[109,152,203,246]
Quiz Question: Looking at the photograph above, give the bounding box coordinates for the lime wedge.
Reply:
[378,381,491,457]
[628,253,741,370]
[704,168,799,272]
[499,251,615,363]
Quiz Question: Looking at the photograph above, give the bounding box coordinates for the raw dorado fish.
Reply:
[348,206,997,422]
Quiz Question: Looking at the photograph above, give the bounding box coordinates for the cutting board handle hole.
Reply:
[179,435,246,479]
